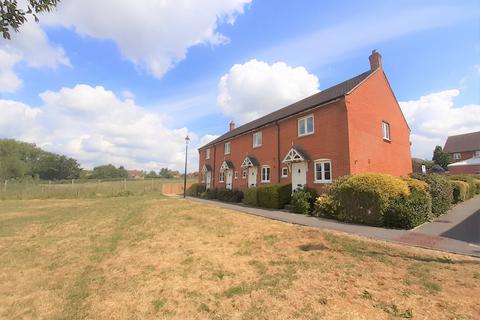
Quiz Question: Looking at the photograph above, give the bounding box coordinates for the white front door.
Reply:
[226,170,233,190]
[206,171,211,189]
[291,162,307,191]
[248,167,257,188]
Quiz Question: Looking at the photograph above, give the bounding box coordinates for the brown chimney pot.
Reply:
[229,121,235,131]
[369,49,382,71]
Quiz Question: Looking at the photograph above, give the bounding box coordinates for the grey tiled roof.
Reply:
[444,131,480,153]
[201,70,372,149]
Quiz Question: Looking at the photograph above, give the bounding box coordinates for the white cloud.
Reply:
[217,59,319,124]
[199,134,220,147]
[0,84,201,171]
[399,89,480,159]
[45,0,251,78]
[0,20,70,93]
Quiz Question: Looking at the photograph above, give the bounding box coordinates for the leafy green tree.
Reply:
[1,0,61,39]
[432,145,450,170]
[90,164,128,179]
[159,167,174,179]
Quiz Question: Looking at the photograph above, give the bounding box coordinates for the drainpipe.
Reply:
[275,121,280,183]
[212,145,216,189]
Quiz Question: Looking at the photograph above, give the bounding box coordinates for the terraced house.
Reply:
[198,50,412,192]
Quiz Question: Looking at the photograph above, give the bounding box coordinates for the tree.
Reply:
[158,168,174,179]
[1,0,60,39]
[432,145,450,170]
[90,164,128,179]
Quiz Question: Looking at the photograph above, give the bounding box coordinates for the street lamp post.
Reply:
[183,135,190,198]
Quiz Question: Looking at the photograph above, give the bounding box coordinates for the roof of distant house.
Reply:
[443,131,480,153]
[200,69,374,149]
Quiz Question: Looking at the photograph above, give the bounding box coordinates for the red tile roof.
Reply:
[443,131,480,153]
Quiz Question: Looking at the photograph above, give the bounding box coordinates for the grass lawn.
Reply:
[0,195,479,319]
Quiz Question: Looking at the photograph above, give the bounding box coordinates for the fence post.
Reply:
[3,180,7,192]
[124,178,127,191]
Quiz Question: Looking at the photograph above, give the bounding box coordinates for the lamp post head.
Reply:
[185,135,190,144]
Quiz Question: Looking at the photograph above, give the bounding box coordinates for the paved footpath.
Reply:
[187,196,480,258]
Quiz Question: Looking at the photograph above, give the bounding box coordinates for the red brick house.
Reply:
[444,131,480,174]
[198,50,412,192]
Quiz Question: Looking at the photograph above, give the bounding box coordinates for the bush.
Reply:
[291,190,313,215]
[257,184,292,209]
[450,180,469,203]
[186,183,206,197]
[411,173,452,216]
[314,194,340,218]
[383,178,432,229]
[475,179,480,195]
[216,188,244,202]
[243,187,258,206]
[329,173,410,226]
[201,188,217,199]
[449,175,476,199]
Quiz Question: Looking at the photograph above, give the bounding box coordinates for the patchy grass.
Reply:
[0,195,479,319]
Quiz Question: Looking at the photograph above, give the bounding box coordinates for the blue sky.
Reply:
[0,0,479,170]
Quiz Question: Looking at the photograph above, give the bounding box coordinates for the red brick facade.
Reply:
[198,52,412,193]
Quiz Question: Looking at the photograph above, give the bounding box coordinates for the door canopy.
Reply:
[220,160,234,172]
[283,147,309,164]
[201,164,212,173]
[241,156,259,169]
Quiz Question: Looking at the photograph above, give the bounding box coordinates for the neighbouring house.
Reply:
[444,131,480,174]
[444,131,480,163]
[128,170,144,180]
[198,50,412,192]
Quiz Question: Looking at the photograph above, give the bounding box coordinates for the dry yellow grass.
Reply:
[0,195,479,319]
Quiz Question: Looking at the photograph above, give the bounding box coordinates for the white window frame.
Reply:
[224,142,231,155]
[453,152,461,160]
[242,170,247,179]
[205,148,210,160]
[253,131,262,148]
[219,171,225,182]
[261,166,271,183]
[475,150,480,158]
[382,121,391,141]
[281,167,288,178]
[314,160,332,184]
[234,171,238,179]
[298,114,314,137]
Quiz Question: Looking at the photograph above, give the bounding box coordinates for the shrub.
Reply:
[201,188,217,199]
[314,194,340,218]
[291,190,313,215]
[243,187,258,206]
[450,180,469,203]
[329,173,409,226]
[186,183,206,197]
[216,188,244,202]
[384,178,432,229]
[410,173,452,217]
[257,184,292,209]
[475,179,480,195]
[449,175,476,199]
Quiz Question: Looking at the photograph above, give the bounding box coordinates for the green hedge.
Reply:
[257,184,292,209]
[314,194,339,218]
[410,173,452,216]
[449,175,476,199]
[292,190,313,214]
[243,187,258,206]
[186,183,206,197]
[475,179,480,195]
[215,188,244,202]
[450,180,469,203]
[383,178,432,229]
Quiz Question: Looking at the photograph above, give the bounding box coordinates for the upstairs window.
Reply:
[314,160,332,183]
[261,166,271,183]
[453,153,461,160]
[206,148,210,160]
[298,115,314,136]
[382,121,391,141]
[224,142,231,155]
[253,132,262,148]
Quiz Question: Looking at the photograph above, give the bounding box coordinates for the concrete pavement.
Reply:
[187,195,480,257]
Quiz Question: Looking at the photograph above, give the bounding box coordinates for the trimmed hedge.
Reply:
[475,179,480,195]
[328,173,410,226]
[186,183,206,197]
[450,180,469,203]
[291,190,312,214]
[257,184,292,209]
[243,187,258,206]
[201,188,217,199]
[449,175,476,199]
[216,188,244,203]
[410,173,452,216]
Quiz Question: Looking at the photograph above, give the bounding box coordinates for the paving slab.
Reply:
[186,196,480,257]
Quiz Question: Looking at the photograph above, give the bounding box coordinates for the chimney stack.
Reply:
[369,49,382,71]
[229,120,235,131]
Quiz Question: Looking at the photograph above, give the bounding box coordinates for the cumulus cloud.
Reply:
[199,134,220,147]
[45,0,251,78]
[0,84,200,171]
[399,89,480,159]
[0,20,70,93]
[217,59,319,124]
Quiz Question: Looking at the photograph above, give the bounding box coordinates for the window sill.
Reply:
[298,132,314,138]
[261,181,270,184]
[314,180,332,184]
[253,145,262,149]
